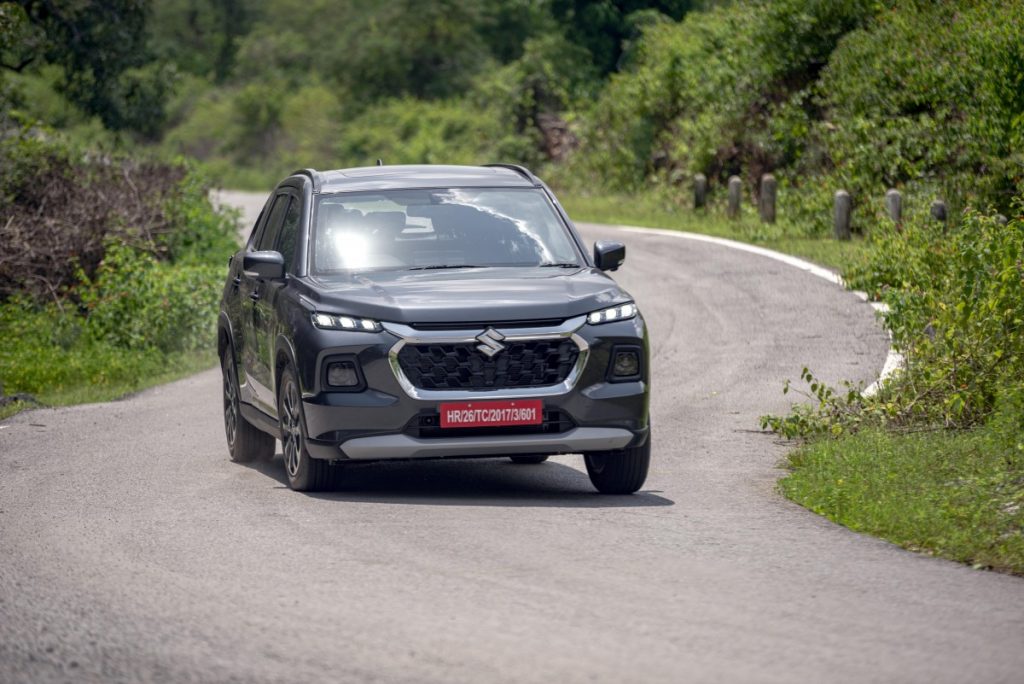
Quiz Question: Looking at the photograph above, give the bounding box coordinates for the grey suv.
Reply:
[218,164,650,493]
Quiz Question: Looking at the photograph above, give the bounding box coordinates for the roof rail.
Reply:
[483,163,540,186]
[290,168,321,192]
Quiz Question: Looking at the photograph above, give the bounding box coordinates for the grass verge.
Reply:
[781,422,1024,574]
[558,191,872,273]
[0,348,217,421]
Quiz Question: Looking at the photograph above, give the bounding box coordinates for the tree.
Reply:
[548,0,694,75]
[14,0,169,136]
[148,0,249,82]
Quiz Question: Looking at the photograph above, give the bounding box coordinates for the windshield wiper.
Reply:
[407,264,480,270]
[539,262,581,268]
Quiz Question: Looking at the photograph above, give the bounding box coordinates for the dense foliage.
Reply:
[149,0,688,187]
[3,0,697,187]
[762,204,1023,440]
[0,130,236,403]
[0,127,234,299]
[565,0,1023,235]
[5,1,171,137]
[4,0,1022,213]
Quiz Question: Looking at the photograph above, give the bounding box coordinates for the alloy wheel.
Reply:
[223,357,239,450]
[280,377,303,479]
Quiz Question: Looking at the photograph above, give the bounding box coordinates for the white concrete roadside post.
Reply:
[759,174,776,224]
[885,188,902,227]
[834,190,852,241]
[727,175,742,219]
[694,173,707,210]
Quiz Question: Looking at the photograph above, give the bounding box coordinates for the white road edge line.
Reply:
[608,225,902,397]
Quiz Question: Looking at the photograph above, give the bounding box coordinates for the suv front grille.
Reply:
[396,338,580,390]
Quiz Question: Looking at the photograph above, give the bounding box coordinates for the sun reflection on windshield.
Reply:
[333,232,372,269]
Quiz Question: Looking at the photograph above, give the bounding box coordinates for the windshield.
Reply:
[311,188,580,273]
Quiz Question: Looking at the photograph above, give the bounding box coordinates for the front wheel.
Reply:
[584,436,650,494]
[278,364,336,491]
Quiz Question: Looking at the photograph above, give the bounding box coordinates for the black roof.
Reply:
[290,164,539,193]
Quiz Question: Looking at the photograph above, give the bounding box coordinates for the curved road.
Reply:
[2,192,1022,683]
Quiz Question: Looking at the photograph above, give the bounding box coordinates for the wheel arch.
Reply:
[274,334,302,396]
[218,312,235,361]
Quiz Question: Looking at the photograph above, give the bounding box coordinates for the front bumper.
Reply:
[298,314,649,461]
[335,427,634,460]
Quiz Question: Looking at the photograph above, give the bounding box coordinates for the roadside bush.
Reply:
[566,5,755,191]
[818,0,1024,220]
[858,206,1024,427]
[566,0,879,194]
[77,243,222,353]
[764,201,1024,436]
[0,295,213,404]
[565,0,1023,241]
[0,127,235,300]
[0,124,235,404]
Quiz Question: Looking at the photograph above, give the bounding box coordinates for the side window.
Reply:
[257,194,289,251]
[246,207,266,249]
[276,196,301,274]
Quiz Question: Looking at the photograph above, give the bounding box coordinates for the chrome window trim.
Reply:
[383,315,589,400]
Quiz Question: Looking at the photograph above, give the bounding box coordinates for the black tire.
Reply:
[584,436,651,494]
[509,455,549,464]
[222,349,274,463]
[278,364,335,491]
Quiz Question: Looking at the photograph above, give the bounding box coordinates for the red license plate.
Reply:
[439,399,543,428]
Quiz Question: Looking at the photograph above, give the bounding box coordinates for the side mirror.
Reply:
[594,241,626,272]
[243,251,285,280]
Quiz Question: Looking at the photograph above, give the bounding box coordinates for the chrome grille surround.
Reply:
[384,315,589,400]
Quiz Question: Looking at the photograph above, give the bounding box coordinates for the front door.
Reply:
[241,192,290,412]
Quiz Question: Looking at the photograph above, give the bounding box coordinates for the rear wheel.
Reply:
[278,364,335,491]
[509,455,549,464]
[222,349,274,463]
[584,436,650,494]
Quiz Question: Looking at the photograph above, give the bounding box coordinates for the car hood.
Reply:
[301,267,630,325]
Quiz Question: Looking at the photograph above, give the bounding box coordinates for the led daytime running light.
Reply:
[588,302,637,325]
[312,313,381,332]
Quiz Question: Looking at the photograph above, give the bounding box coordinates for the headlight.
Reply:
[311,313,382,332]
[587,302,637,325]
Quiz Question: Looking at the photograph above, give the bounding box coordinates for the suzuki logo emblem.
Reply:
[475,327,506,358]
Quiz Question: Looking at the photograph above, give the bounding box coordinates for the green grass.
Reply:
[0,299,218,421]
[558,191,872,274]
[0,400,32,421]
[0,347,217,420]
[782,424,1024,574]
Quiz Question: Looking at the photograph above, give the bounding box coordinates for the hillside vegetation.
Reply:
[1,0,1022,569]
[5,1,1021,221]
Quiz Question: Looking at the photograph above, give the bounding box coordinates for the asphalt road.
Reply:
[2,192,1022,683]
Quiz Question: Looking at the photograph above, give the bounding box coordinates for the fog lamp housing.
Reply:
[321,356,365,392]
[327,362,358,387]
[608,345,642,382]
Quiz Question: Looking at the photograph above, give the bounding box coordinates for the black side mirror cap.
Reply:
[243,251,286,280]
[594,241,626,272]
